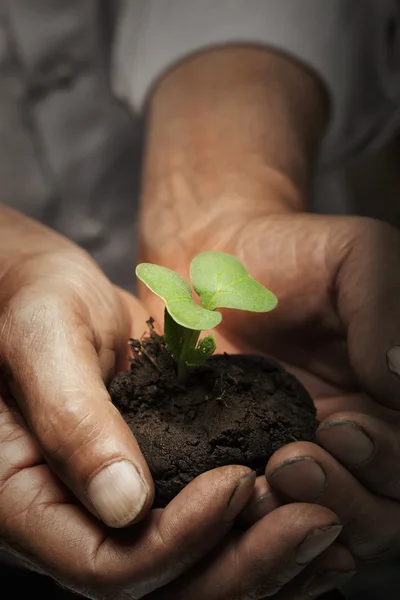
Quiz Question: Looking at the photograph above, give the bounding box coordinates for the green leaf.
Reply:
[136,263,222,331]
[190,251,278,312]
[197,334,217,358]
[186,334,216,366]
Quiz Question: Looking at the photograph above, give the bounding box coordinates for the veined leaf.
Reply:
[136,263,221,331]
[190,251,278,312]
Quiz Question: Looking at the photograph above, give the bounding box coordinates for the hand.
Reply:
[0,384,349,600]
[0,206,247,593]
[217,212,400,567]
[0,204,154,529]
[143,504,351,600]
[0,377,264,597]
[139,44,399,418]
[138,44,400,591]
[224,214,400,574]
[0,206,348,599]
[143,204,400,570]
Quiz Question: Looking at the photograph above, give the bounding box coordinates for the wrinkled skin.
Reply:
[140,191,400,573]
[0,206,352,599]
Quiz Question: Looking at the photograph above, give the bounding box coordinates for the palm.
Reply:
[221,324,384,424]
[140,211,399,425]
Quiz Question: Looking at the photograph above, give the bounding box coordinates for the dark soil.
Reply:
[109,322,317,507]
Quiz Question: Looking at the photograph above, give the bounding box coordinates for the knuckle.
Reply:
[330,217,398,271]
[78,545,140,599]
[245,558,300,598]
[330,217,400,319]
[233,542,288,599]
[348,218,400,276]
[154,517,203,571]
[78,550,113,587]
[39,402,108,464]
[348,217,398,247]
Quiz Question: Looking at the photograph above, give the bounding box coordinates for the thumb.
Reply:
[0,289,154,528]
[334,218,400,412]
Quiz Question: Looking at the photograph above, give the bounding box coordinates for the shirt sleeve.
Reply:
[112,0,400,165]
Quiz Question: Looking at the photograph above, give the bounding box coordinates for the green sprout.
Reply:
[136,251,278,382]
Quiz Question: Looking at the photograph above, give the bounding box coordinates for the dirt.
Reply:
[108,323,318,507]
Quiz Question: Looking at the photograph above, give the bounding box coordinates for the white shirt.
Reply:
[114,0,400,168]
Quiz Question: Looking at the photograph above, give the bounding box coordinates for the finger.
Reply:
[238,475,281,528]
[146,503,342,600]
[0,397,256,596]
[266,441,400,562]
[273,543,355,600]
[317,412,400,501]
[332,218,400,410]
[0,287,154,528]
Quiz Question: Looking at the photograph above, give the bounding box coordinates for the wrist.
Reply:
[142,46,328,216]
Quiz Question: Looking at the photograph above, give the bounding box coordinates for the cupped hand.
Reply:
[225,211,400,566]
[0,206,257,595]
[141,207,400,420]
[0,384,349,600]
[0,378,350,600]
[0,205,155,529]
[0,206,348,599]
[140,199,400,576]
[0,373,260,597]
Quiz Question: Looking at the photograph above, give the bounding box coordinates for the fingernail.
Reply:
[87,460,148,528]
[296,525,342,565]
[317,421,374,465]
[304,570,356,598]
[267,457,326,501]
[387,346,400,376]
[224,471,256,522]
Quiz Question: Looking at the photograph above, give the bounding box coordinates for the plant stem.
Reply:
[177,328,200,383]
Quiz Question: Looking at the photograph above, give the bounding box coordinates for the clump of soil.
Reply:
[109,321,317,507]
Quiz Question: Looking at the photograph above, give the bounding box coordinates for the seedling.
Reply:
[136,251,277,382]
